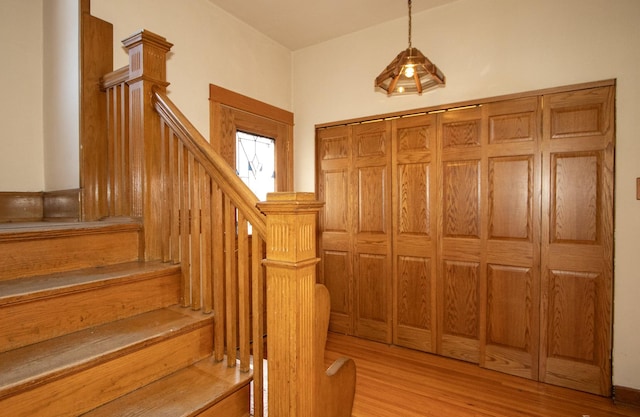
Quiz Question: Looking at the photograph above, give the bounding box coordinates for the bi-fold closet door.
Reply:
[316,83,614,396]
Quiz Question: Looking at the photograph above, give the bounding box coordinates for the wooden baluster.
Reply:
[238,212,250,371]
[105,86,116,216]
[169,132,180,264]
[251,234,265,417]
[225,196,238,366]
[179,141,190,307]
[190,155,201,311]
[201,171,213,313]
[212,184,226,361]
[159,122,171,262]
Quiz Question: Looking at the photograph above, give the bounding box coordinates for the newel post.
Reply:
[258,192,324,417]
[122,30,173,260]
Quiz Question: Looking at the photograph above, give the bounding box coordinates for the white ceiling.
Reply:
[206,0,459,51]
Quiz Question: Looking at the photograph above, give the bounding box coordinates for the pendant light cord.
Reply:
[408,0,412,49]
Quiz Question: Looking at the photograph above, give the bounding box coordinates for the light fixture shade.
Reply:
[375,47,445,95]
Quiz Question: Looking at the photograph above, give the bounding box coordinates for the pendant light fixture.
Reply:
[375,0,445,95]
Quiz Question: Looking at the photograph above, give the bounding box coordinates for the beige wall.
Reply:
[292,0,640,390]
[43,0,80,191]
[91,0,293,138]
[0,0,44,191]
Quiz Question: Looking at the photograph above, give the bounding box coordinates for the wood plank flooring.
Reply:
[324,333,640,417]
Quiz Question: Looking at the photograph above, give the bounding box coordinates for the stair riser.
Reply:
[199,385,251,417]
[0,229,141,281]
[0,323,214,417]
[0,271,180,354]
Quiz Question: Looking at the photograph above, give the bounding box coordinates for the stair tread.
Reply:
[82,356,252,417]
[0,306,213,398]
[0,261,180,306]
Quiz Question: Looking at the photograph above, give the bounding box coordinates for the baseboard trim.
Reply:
[44,189,81,221]
[0,191,44,222]
[0,189,80,223]
[614,385,640,408]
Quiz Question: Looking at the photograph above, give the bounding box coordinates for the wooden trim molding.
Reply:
[0,190,81,223]
[315,78,616,129]
[209,83,295,192]
[614,385,640,408]
[44,189,81,222]
[209,84,293,125]
[0,192,44,222]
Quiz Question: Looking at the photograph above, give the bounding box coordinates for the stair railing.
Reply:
[100,29,355,417]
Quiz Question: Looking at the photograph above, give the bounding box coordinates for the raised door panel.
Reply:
[437,107,483,363]
[540,86,614,396]
[482,97,541,380]
[393,115,438,352]
[317,126,353,334]
[353,121,393,343]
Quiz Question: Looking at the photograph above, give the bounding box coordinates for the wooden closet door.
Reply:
[540,86,614,396]
[481,97,541,380]
[317,125,354,335]
[353,121,393,343]
[392,114,438,352]
[437,106,484,363]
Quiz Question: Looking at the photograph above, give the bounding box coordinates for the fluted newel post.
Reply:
[122,30,172,260]
[258,192,324,417]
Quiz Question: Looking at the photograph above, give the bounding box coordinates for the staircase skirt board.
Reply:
[0,262,181,353]
[0,307,214,417]
[0,219,142,280]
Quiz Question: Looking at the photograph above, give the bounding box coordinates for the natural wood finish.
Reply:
[43,189,80,221]
[0,190,80,223]
[317,80,614,396]
[316,286,357,417]
[615,386,640,409]
[0,261,180,354]
[82,357,251,417]
[0,219,141,280]
[121,30,173,260]
[0,192,43,222]
[103,68,131,218]
[98,28,354,416]
[317,125,354,335]
[316,79,616,129]
[153,91,266,237]
[325,332,640,417]
[317,121,394,344]
[0,307,214,416]
[353,121,393,344]
[209,83,294,192]
[392,114,438,353]
[80,5,113,221]
[153,86,269,415]
[540,85,615,396]
[259,192,356,417]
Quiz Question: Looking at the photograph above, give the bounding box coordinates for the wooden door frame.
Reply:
[209,84,294,192]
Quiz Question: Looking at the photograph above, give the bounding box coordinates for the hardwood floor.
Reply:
[324,333,640,417]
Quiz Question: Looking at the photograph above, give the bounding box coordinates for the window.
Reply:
[236,131,275,200]
[209,84,294,193]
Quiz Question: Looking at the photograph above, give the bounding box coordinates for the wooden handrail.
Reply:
[152,89,266,237]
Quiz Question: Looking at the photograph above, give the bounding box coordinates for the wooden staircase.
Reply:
[0,220,252,416]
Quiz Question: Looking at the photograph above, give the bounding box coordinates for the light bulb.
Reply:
[404,65,415,78]
[397,86,405,93]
